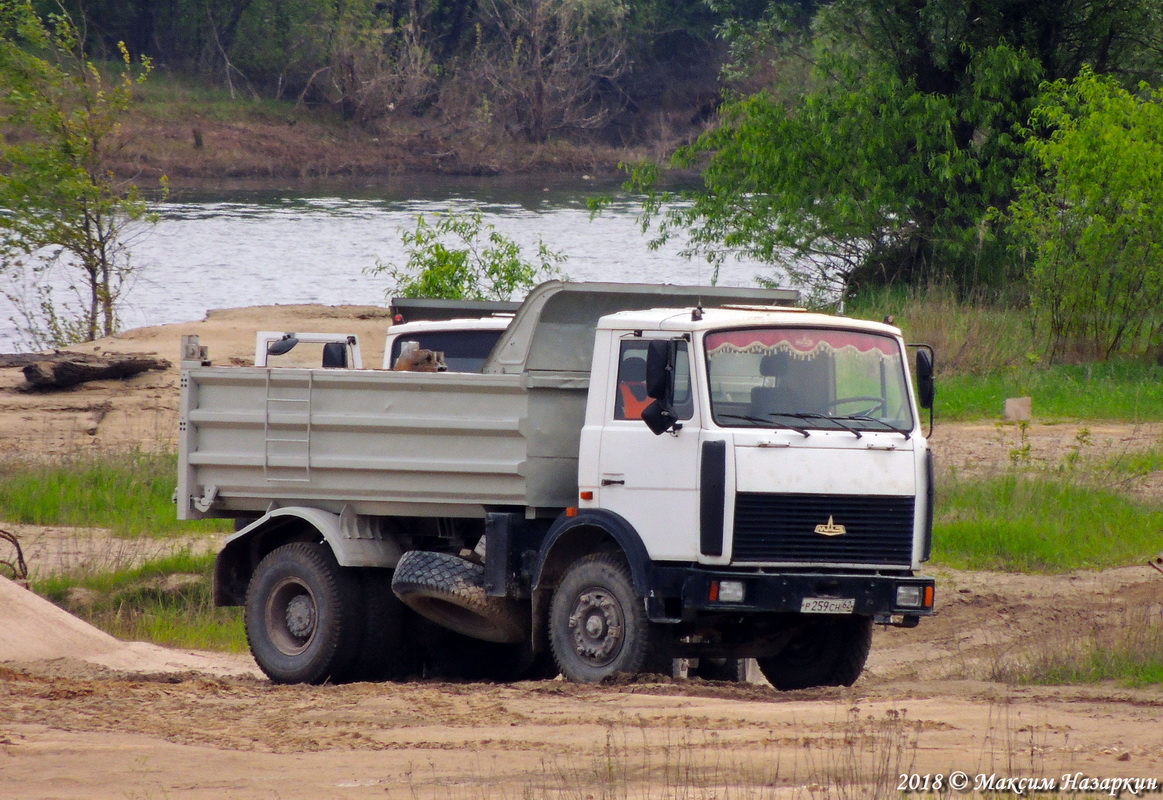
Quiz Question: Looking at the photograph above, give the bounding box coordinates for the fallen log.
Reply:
[21,353,171,389]
[0,353,54,369]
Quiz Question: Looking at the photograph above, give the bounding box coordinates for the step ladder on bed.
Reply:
[263,371,313,483]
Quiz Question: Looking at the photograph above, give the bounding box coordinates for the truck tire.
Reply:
[337,568,414,682]
[549,553,667,683]
[756,615,873,691]
[391,550,528,644]
[245,542,361,685]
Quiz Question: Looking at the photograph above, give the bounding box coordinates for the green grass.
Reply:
[1101,446,1163,478]
[846,285,1163,421]
[933,472,1163,572]
[995,605,1163,688]
[0,450,229,538]
[134,69,316,124]
[939,361,1163,421]
[0,450,241,650]
[34,551,246,652]
[1028,643,1163,687]
[845,284,1036,375]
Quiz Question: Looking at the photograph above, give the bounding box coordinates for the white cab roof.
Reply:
[386,316,513,338]
[596,306,904,338]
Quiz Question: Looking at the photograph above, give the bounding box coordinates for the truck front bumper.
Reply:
[648,567,935,624]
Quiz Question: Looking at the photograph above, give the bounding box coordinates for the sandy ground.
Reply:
[2,306,1163,798]
[0,304,393,457]
[2,564,1162,799]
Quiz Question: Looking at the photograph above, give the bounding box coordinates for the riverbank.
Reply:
[116,113,646,188]
[110,78,667,189]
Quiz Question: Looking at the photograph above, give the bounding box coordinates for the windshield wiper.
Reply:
[840,414,912,440]
[719,413,810,437]
[794,412,863,439]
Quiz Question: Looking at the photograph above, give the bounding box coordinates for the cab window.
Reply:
[387,329,503,372]
[613,340,694,421]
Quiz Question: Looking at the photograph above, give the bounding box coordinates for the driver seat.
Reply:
[751,352,803,417]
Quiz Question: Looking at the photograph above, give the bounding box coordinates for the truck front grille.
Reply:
[732,492,914,565]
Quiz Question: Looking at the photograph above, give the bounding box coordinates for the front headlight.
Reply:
[896,585,923,608]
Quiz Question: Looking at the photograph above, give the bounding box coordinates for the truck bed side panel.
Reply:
[179,367,585,520]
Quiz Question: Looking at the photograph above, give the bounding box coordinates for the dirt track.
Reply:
[2,307,1163,798]
[3,563,1163,799]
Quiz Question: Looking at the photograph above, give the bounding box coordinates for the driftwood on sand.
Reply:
[11,352,172,390]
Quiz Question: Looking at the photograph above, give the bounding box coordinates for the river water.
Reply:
[0,178,780,352]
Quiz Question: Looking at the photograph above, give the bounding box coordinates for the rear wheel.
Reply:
[245,542,361,685]
[549,553,667,683]
[337,568,415,682]
[756,615,872,690]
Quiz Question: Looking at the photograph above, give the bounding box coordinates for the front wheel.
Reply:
[756,615,872,690]
[549,553,666,683]
[244,542,361,684]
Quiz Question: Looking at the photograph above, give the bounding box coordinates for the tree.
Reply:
[1009,69,1163,360]
[630,0,1163,300]
[632,45,1040,302]
[369,212,566,300]
[0,2,157,347]
[476,0,629,142]
[324,0,441,123]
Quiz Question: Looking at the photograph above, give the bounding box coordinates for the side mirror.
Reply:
[916,349,935,410]
[266,334,299,357]
[641,401,674,435]
[645,340,673,400]
[321,341,348,368]
[643,340,684,435]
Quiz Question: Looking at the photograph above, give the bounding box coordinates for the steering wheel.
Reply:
[821,395,888,417]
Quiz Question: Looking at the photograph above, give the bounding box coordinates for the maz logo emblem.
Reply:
[814,516,847,536]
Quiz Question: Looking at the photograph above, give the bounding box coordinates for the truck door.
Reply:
[595,337,704,561]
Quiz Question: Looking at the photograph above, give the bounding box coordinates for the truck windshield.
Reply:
[704,327,915,434]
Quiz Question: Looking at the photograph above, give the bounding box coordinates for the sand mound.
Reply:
[0,576,259,677]
[0,575,123,662]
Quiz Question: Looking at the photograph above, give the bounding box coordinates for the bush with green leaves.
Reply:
[1010,69,1163,361]
[628,44,1041,304]
[370,211,566,301]
[0,2,157,347]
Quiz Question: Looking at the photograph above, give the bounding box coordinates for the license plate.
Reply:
[800,597,855,614]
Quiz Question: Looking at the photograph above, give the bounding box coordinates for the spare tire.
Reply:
[392,550,528,644]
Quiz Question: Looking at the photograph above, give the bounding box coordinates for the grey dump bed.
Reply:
[178,281,798,521]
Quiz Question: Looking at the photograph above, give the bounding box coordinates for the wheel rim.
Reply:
[778,626,829,668]
[783,637,822,664]
[567,588,625,667]
[266,576,318,656]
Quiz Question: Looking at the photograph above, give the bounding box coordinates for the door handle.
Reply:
[601,478,625,486]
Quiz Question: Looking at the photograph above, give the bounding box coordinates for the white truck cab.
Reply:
[579,307,928,570]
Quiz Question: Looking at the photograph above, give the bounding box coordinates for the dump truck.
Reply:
[180,280,936,686]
